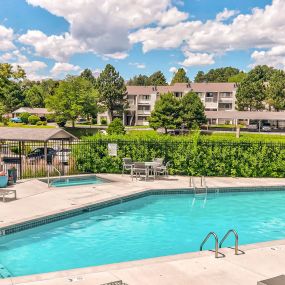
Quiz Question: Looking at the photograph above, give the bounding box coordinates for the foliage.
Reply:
[0,63,26,113]
[265,70,285,111]
[128,74,149,86]
[80,69,96,85]
[19,112,30,124]
[46,76,99,127]
[107,118,126,135]
[101,118,107,125]
[171,68,190,84]
[73,134,285,178]
[194,67,241,83]
[228,72,247,83]
[181,92,206,129]
[0,102,5,121]
[28,115,40,125]
[148,71,168,86]
[96,64,127,121]
[148,93,182,133]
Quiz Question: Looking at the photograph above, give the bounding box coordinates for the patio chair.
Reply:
[132,162,148,181]
[155,161,170,177]
[122,158,133,175]
[153,158,164,165]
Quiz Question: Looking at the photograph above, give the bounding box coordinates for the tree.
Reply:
[228,72,247,83]
[236,65,275,111]
[0,63,26,113]
[107,118,126,135]
[128,74,149,86]
[171,68,190,85]
[181,92,206,129]
[265,70,285,111]
[194,71,205,83]
[194,67,241,83]
[80,69,96,85]
[0,102,5,121]
[148,71,168,86]
[96,64,127,121]
[236,79,266,111]
[148,93,182,133]
[46,76,99,127]
[19,112,30,124]
[24,84,45,107]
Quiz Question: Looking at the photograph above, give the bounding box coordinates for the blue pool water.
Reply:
[1,190,285,278]
[46,175,107,187]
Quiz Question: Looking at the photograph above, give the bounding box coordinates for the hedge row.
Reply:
[72,136,285,178]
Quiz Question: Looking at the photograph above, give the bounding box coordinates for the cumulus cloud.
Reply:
[169,67,178,73]
[251,46,285,70]
[50,62,81,77]
[216,8,239,22]
[180,51,215,67]
[19,30,84,62]
[25,0,186,58]
[130,0,285,66]
[0,25,15,51]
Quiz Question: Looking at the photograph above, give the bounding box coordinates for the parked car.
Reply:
[56,148,71,165]
[76,117,88,124]
[262,123,271,132]
[10,117,22,123]
[247,124,258,130]
[27,147,57,163]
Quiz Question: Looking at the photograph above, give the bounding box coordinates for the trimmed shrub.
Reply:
[72,134,285,178]
[28,115,40,125]
[19,112,30,124]
[100,118,107,125]
[107,118,125,135]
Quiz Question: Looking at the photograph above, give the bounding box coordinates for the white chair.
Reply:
[122,158,133,175]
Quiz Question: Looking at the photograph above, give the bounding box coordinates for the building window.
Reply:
[219,103,233,110]
[140,95,150,100]
[220,92,232,98]
[138,105,150,111]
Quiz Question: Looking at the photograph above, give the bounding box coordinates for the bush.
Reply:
[101,118,107,125]
[19,112,30,124]
[107,118,126,135]
[55,115,67,127]
[28,115,40,125]
[73,134,285,178]
[36,121,43,126]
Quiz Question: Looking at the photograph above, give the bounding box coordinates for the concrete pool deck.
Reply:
[1,174,285,284]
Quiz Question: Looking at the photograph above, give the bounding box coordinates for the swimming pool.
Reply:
[1,189,285,278]
[41,175,108,187]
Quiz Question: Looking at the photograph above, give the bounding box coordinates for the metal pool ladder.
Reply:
[200,232,219,258]
[200,229,239,258]
[219,229,239,255]
[47,165,62,187]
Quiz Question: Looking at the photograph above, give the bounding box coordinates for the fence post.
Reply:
[18,141,22,179]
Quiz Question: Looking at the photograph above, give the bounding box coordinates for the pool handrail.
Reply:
[47,165,61,187]
[200,231,219,258]
[219,229,239,255]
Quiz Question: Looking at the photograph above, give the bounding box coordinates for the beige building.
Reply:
[98,82,238,126]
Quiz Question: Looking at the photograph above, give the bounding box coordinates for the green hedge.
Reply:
[72,134,285,178]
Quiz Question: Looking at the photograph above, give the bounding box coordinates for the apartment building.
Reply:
[98,82,237,126]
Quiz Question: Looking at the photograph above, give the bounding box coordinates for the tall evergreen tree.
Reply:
[148,71,168,86]
[96,64,127,121]
[80,69,96,85]
[171,68,190,84]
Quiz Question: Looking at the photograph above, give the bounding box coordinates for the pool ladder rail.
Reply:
[189,176,208,196]
[47,165,62,188]
[200,229,239,258]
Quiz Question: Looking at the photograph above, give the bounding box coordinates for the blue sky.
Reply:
[0,0,283,82]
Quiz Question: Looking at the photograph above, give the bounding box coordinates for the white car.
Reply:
[262,124,271,132]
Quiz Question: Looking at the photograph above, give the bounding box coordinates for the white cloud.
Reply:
[129,62,146,69]
[216,8,239,22]
[50,62,81,77]
[19,30,84,62]
[169,67,178,73]
[180,51,215,67]
[25,0,185,57]
[251,46,285,70]
[158,7,188,26]
[0,25,15,51]
[104,52,129,60]
[130,0,285,66]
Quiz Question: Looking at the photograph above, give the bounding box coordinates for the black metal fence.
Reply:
[1,139,285,179]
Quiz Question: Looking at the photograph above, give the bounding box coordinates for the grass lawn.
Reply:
[0,122,55,128]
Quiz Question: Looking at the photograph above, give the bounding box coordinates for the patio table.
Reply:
[144,162,161,179]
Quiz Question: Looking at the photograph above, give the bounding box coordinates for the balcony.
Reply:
[137,109,151,115]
